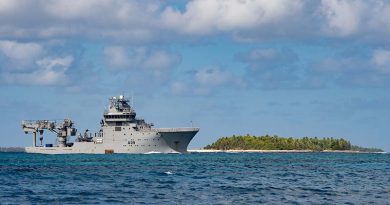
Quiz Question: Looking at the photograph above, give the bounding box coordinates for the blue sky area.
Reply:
[0,0,389,150]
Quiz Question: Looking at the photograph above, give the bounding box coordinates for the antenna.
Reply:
[131,91,134,107]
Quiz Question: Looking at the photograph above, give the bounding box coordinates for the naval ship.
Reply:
[21,95,199,154]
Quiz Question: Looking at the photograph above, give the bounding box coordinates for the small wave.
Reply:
[164,171,173,175]
[144,151,162,154]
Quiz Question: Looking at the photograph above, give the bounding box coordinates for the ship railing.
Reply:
[22,119,56,124]
[153,127,199,132]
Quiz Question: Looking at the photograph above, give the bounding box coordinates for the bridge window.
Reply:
[105,115,132,119]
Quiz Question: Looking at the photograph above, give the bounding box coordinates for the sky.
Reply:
[0,0,389,150]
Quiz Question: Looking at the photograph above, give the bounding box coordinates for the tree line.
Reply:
[204,135,383,152]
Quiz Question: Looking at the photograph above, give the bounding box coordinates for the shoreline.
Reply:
[0,147,386,154]
[188,149,387,154]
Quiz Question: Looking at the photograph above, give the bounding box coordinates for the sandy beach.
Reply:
[188,149,387,154]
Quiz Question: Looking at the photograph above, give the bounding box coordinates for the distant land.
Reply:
[0,147,25,152]
[203,135,384,153]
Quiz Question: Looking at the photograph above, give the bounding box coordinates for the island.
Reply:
[201,135,384,153]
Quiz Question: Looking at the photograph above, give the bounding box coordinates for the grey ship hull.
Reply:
[25,128,198,154]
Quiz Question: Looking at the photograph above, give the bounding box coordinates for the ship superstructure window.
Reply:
[115,127,121,131]
[104,115,132,119]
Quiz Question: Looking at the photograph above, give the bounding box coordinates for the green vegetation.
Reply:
[204,135,384,152]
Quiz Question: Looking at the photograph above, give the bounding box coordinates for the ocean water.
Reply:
[1,152,390,204]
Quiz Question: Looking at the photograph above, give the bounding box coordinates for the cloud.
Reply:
[372,49,390,74]
[101,45,182,94]
[170,81,189,95]
[2,1,390,91]
[161,0,304,35]
[44,1,108,20]
[195,66,235,86]
[235,46,390,89]
[320,0,363,36]
[0,40,77,86]
[0,0,389,43]
[0,0,163,42]
[2,56,73,86]
[142,50,181,73]
[237,48,298,66]
[309,48,390,87]
[237,48,301,89]
[0,0,22,16]
[318,0,390,40]
[170,65,244,96]
[104,46,181,76]
[103,46,131,69]
[228,0,354,42]
[0,40,44,71]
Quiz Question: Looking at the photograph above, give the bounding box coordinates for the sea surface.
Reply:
[1,152,390,204]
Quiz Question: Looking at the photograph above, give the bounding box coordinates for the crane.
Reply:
[21,119,77,147]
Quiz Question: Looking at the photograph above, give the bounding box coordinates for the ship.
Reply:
[21,95,199,154]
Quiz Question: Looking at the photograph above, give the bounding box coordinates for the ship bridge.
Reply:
[103,95,136,122]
